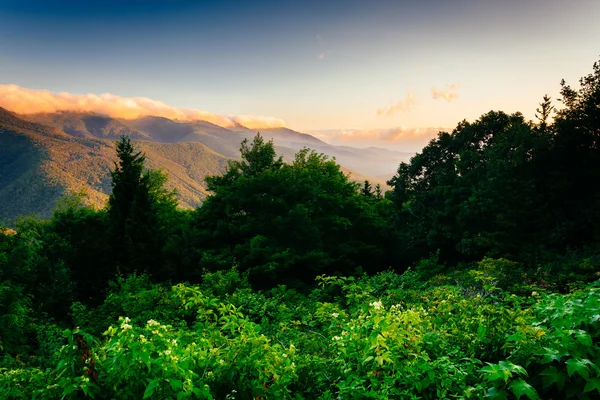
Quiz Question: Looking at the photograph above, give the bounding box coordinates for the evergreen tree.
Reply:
[535,94,554,131]
[374,184,383,200]
[361,180,374,197]
[107,136,176,276]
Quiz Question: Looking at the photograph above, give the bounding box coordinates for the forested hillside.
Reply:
[1,60,599,399]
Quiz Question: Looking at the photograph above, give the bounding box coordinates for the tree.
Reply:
[535,94,554,130]
[107,136,177,277]
[360,180,373,197]
[191,135,393,287]
[374,184,383,200]
[205,133,283,192]
[549,59,600,247]
[388,111,550,263]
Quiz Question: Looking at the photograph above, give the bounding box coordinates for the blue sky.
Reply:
[1,0,599,149]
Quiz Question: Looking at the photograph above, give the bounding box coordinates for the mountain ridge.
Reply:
[1,108,410,223]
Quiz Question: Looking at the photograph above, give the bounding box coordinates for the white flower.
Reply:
[331,312,339,318]
[165,350,171,355]
[219,359,225,365]
[332,336,342,341]
[282,353,287,358]
[172,339,177,345]
[370,301,383,310]
[124,317,131,323]
[122,324,132,330]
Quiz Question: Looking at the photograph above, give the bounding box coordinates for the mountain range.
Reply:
[0,107,412,223]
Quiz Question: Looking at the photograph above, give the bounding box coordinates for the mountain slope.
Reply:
[0,109,231,223]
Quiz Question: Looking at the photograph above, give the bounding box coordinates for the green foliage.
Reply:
[194,135,394,286]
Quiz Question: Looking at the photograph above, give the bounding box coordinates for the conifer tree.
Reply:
[108,136,164,274]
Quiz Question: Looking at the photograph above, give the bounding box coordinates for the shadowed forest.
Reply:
[1,60,600,399]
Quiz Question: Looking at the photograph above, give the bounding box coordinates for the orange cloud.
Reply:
[431,83,460,102]
[377,92,416,116]
[0,84,287,129]
[310,126,443,149]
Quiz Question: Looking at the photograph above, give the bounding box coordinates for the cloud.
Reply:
[377,92,416,116]
[0,84,287,129]
[431,83,460,102]
[310,126,444,151]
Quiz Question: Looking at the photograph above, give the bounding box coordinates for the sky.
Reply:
[0,0,599,151]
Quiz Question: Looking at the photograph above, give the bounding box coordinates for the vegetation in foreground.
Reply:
[1,60,600,399]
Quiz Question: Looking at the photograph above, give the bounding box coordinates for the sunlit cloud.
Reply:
[310,126,444,151]
[431,83,460,102]
[377,92,416,117]
[0,84,287,129]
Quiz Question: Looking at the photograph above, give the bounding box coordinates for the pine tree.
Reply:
[361,180,373,197]
[535,94,554,131]
[108,136,160,274]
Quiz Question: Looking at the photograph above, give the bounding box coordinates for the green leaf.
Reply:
[177,392,188,400]
[481,363,511,383]
[539,366,566,391]
[143,379,160,399]
[170,379,183,391]
[363,356,374,364]
[62,384,78,396]
[574,331,592,348]
[566,358,590,379]
[537,347,563,363]
[508,378,539,400]
[486,387,508,400]
[583,378,600,394]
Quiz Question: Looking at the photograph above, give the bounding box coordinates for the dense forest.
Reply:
[1,60,599,399]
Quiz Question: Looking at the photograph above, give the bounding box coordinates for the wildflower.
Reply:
[370,301,383,310]
[219,359,225,365]
[124,317,131,323]
[282,353,287,358]
[147,319,159,326]
[331,312,339,318]
[122,324,132,330]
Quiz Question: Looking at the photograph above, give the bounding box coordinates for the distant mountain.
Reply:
[1,109,410,223]
[25,112,154,141]
[28,112,411,177]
